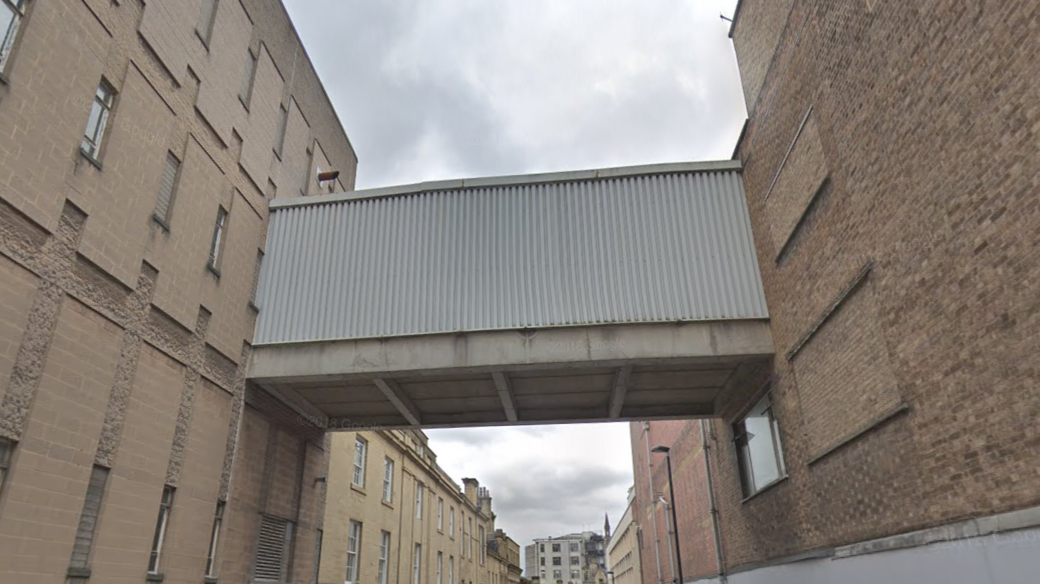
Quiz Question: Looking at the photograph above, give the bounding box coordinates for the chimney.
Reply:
[478,486,493,515]
[463,478,479,506]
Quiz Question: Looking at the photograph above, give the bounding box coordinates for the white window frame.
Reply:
[0,1,27,73]
[377,531,391,584]
[437,551,444,584]
[413,544,422,584]
[148,486,175,574]
[415,481,424,519]
[734,393,787,497]
[449,507,455,538]
[382,457,394,502]
[208,207,228,271]
[345,520,362,584]
[448,556,454,584]
[353,436,367,487]
[81,80,116,160]
[437,498,444,531]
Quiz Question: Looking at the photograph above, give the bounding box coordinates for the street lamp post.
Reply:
[651,445,684,584]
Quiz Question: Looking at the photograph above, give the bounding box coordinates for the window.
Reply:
[553,557,562,566]
[418,444,425,459]
[382,457,394,502]
[352,436,367,487]
[254,515,294,582]
[540,558,545,566]
[345,520,362,583]
[415,482,423,518]
[274,104,289,156]
[413,544,422,584]
[479,526,485,564]
[239,49,257,108]
[449,507,455,537]
[0,0,27,72]
[552,544,561,553]
[569,543,579,553]
[467,517,473,558]
[81,80,115,160]
[148,486,175,573]
[571,571,581,580]
[540,544,545,553]
[448,556,454,584]
[377,531,391,584]
[437,552,444,584]
[208,207,227,271]
[196,0,218,45]
[438,498,444,531]
[570,557,580,565]
[154,152,181,225]
[313,529,323,584]
[68,465,109,570]
[734,394,787,497]
[205,501,225,577]
[554,570,562,581]
[250,252,264,307]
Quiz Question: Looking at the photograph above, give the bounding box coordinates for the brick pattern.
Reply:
[0,1,355,583]
[703,0,1040,572]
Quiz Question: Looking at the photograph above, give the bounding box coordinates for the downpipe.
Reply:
[700,420,727,583]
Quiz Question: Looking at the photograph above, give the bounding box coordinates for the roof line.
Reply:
[270,159,742,209]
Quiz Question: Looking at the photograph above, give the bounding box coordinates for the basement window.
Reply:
[734,394,787,497]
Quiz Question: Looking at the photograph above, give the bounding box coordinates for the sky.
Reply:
[283,0,745,562]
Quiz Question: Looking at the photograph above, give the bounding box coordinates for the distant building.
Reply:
[606,487,642,584]
[525,531,608,584]
[320,429,521,584]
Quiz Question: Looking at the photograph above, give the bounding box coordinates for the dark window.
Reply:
[81,80,116,160]
[148,486,175,573]
[208,207,228,271]
[154,152,181,225]
[734,394,787,497]
[553,557,561,566]
[552,544,561,553]
[205,501,225,577]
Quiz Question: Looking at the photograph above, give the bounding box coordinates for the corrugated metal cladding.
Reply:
[255,169,768,345]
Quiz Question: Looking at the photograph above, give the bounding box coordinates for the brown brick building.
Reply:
[0,1,356,583]
[632,1,1040,583]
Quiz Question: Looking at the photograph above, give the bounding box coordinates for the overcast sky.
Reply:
[284,0,744,564]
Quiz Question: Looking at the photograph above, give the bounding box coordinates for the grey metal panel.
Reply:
[255,169,768,345]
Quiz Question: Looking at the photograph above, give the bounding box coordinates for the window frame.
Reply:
[553,557,562,566]
[208,206,228,273]
[0,438,11,495]
[148,486,175,574]
[733,393,788,498]
[437,497,444,531]
[437,551,444,584]
[413,543,422,584]
[205,501,225,577]
[448,555,454,584]
[479,526,485,565]
[153,151,182,228]
[377,530,391,584]
[0,0,28,74]
[382,456,394,503]
[352,436,367,488]
[80,79,116,162]
[415,481,424,519]
[345,520,362,583]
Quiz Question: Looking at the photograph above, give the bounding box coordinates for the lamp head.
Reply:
[650,445,670,454]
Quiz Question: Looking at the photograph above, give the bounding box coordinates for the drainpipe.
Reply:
[657,497,677,584]
[699,420,727,583]
[642,422,664,584]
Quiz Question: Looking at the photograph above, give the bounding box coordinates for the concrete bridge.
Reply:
[248,161,773,428]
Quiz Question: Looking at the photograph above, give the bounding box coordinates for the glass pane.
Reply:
[84,101,103,143]
[745,410,780,490]
[0,7,16,51]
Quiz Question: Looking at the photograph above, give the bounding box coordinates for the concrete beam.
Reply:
[608,367,632,418]
[373,378,423,426]
[491,371,519,422]
[248,320,774,382]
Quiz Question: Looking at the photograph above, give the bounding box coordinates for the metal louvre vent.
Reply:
[254,515,291,581]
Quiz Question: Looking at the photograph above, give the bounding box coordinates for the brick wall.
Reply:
[709,0,1040,572]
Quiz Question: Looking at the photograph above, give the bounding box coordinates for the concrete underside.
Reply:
[247,320,774,429]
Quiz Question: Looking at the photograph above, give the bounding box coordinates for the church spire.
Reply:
[604,512,611,539]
